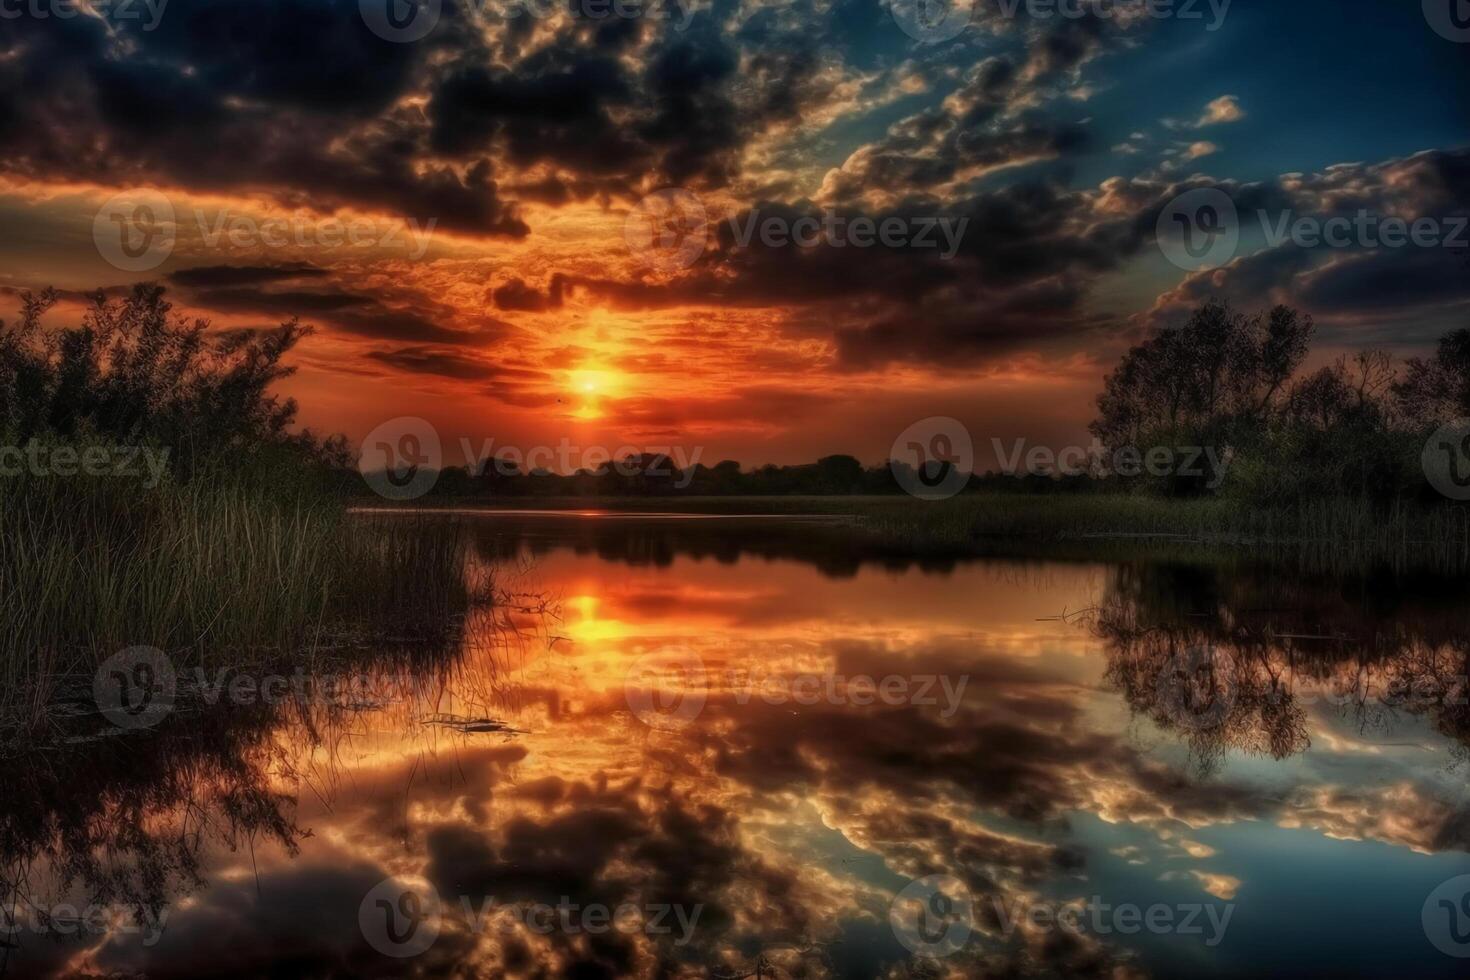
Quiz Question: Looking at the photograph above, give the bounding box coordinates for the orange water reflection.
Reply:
[9,517,1470,979]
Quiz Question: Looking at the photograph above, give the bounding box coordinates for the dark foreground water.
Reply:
[5,512,1470,978]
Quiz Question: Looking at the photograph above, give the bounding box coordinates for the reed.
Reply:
[0,469,475,730]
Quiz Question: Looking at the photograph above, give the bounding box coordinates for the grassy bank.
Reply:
[1,470,476,731]
[356,492,1470,572]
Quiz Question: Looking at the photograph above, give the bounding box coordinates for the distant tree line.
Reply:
[409,301,1470,505]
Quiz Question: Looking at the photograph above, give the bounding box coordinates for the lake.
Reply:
[4,511,1470,978]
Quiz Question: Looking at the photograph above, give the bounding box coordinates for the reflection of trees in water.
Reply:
[458,518,972,578]
[0,570,518,971]
[0,702,300,962]
[1095,562,1470,774]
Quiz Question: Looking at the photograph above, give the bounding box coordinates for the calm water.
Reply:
[5,512,1470,978]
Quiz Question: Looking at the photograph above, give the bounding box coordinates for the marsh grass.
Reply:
[0,471,479,732]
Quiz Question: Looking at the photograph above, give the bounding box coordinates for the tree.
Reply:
[0,284,316,478]
[1090,302,1314,494]
[1393,328,1470,429]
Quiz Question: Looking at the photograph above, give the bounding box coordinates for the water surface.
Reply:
[5,513,1470,978]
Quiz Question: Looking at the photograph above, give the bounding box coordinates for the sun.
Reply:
[569,368,621,396]
[566,367,625,421]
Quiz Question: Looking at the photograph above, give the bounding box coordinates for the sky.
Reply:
[0,0,1467,470]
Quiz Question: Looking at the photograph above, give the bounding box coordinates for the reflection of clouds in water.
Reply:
[17,527,1470,978]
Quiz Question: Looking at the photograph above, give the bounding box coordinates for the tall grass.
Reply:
[0,468,475,730]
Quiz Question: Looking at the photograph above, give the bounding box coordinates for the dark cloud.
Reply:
[491,275,567,312]
[0,3,527,237]
[168,263,330,288]
[365,346,497,380]
[184,285,502,346]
